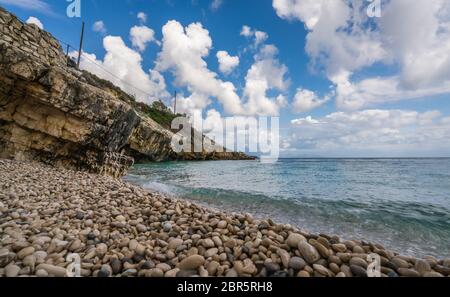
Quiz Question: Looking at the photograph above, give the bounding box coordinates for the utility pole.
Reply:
[76,21,85,69]
[66,44,70,66]
[173,91,177,114]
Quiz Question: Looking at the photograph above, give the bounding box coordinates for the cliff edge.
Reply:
[0,7,253,177]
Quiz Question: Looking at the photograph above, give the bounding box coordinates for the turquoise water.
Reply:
[124,159,450,258]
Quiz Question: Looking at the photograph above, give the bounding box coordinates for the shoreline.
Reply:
[1,159,449,277]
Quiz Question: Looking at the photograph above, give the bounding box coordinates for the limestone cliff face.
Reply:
[0,7,253,177]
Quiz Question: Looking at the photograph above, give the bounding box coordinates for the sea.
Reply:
[124,158,450,259]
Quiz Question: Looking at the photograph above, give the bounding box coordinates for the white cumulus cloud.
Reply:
[137,12,147,24]
[70,36,169,104]
[272,0,450,110]
[216,50,239,75]
[26,16,43,29]
[130,25,156,52]
[156,20,245,115]
[92,20,106,34]
[292,88,331,113]
[287,109,450,157]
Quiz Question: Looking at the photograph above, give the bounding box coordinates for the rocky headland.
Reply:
[1,159,449,278]
[0,6,253,179]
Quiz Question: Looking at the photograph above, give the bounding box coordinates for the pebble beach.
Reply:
[1,159,449,277]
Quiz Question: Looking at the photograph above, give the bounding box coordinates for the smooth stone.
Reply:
[309,239,329,259]
[136,224,147,232]
[35,269,49,277]
[111,259,122,274]
[217,220,227,229]
[276,249,290,268]
[163,222,172,232]
[168,238,183,250]
[165,268,180,277]
[264,262,280,272]
[289,257,306,270]
[423,271,444,277]
[298,241,320,264]
[205,248,218,258]
[115,215,126,222]
[17,246,35,259]
[5,264,20,277]
[69,239,82,251]
[36,264,67,277]
[178,255,205,270]
[122,269,137,277]
[297,270,310,277]
[331,243,347,253]
[97,269,110,277]
[313,264,330,276]
[286,233,306,248]
[202,238,215,248]
[350,265,367,277]
[225,269,238,277]
[391,257,410,269]
[140,260,155,270]
[156,263,171,272]
[177,270,198,277]
[96,243,108,256]
[397,268,420,277]
[349,257,368,269]
[224,239,236,248]
[23,254,36,269]
[207,261,220,276]
[415,259,431,275]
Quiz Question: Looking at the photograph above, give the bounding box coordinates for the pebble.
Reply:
[264,262,280,273]
[397,268,420,277]
[350,265,367,277]
[36,264,67,277]
[349,257,367,269]
[205,248,218,258]
[297,270,310,277]
[178,255,205,270]
[286,233,306,248]
[289,257,306,270]
[203,238,215,248]
[414,259,431,275]
[36,269,49,277]
[5,264,20,277]
[168,238,184,250]
[17,246,35,259]
[277,248,290,268]
[298,241,320,264]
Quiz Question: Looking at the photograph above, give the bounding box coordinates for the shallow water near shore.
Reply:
[124,158,450,259]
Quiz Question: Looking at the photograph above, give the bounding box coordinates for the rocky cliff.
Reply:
[0,7,253,177]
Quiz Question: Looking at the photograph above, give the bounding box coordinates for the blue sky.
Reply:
[2,0,450,157]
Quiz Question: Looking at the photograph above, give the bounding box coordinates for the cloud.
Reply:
[137,12,147,24]
[92,21,107,34]
[292,88,330,113]
[26,16,43,29]
[216,50,239,75]
[272,0,450,110]
[240,25,268,46]
[210,0,223,11]
[0,0,51,13]
[240,25,252,37]
[70,36,169,104]
[130,25,156,52]
[156,20,245,115]
[288,109,450,156]
[243,44,290,116]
